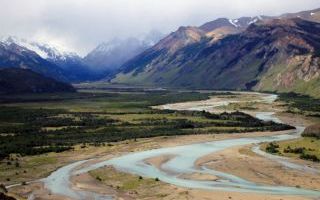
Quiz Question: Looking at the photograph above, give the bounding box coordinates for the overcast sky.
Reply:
[1,0,319,56]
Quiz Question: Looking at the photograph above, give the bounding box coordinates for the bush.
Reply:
[284,146,305,154]
[300,153,320,162]
[266,142,279,154]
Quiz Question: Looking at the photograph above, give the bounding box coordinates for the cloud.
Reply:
[0,0,319,56]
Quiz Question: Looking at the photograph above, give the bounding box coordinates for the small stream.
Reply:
[42,93,320,199]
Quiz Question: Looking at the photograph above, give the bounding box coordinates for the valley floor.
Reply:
[1,90,320,200]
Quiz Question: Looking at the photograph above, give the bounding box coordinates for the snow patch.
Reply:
[228,19,239,27]
[248,18,258,25]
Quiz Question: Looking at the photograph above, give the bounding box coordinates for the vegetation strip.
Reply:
[0,91,293,160]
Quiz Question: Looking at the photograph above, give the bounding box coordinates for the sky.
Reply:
[0,0,319,56]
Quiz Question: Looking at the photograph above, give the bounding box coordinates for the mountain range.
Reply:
[0,31,163,83]
[111,8,320,98]
[0,8,319,97]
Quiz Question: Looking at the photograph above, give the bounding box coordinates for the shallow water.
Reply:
[42,93,320,199]
[78,124,319,196]
[43,159,112,200]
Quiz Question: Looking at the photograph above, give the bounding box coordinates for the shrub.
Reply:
[266,142,279,154]
[300,153,320,162]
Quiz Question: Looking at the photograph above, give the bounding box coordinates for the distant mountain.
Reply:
[112,8,320,98]
[143,30,165,46]
[0,68,75,94]
[50,53,102,82]
[1,36,76,61]
[84,33,164,74]
[0,35,160,83]
[1,37,98,82]
[0,39,67,81]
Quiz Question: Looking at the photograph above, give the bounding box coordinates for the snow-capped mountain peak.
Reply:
[0,36,79,61]
[1,36,49,58]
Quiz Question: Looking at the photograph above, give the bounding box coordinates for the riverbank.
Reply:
[8,130,297,199]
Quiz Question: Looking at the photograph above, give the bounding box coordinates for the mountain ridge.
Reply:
[111,10,320,97]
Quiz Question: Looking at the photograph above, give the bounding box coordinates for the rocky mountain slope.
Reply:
[112,9,320,98]
[0,68,75,94]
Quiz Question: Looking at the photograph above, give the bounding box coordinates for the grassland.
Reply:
[263,138,320,162]
[263,122,320,162]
